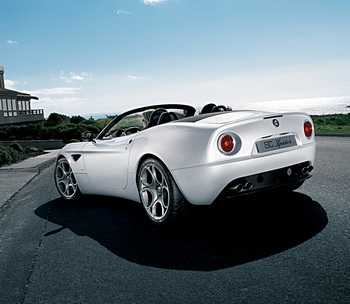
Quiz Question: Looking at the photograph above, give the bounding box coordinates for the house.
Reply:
[0,66,44,126]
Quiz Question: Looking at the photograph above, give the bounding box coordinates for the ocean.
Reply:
[233,96,350,115]
[87,96,350,119]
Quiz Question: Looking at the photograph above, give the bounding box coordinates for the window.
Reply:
[12,99,16,110]
[7,99,12,111]
[2,99,7,111]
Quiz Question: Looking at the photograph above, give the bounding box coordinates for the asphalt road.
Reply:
[0,136,349,304]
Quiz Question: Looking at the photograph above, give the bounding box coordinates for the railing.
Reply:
[2,109,44,117]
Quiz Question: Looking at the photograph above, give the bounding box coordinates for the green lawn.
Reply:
[311,114,350,136]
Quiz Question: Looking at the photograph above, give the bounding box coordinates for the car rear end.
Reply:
[171,111,316,205]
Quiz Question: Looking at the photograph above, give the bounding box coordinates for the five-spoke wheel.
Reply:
[55,158,80,200]
[137,158,185,225]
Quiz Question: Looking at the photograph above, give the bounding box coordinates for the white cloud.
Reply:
[4,80,18,89]
[59,71,89,83]
[142,0,167,5]
[35,96,86,116]
[28,87,82,96]
[117,9,131,15]
[127,75,145,80]
[6,40,18,44]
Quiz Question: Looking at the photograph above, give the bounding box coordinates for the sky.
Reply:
[1,0,350,117]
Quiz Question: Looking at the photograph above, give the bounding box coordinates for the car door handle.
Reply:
[127,139,133,145]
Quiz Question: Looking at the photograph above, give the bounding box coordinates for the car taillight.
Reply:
[304,121,313,138]
[218,134,235,154]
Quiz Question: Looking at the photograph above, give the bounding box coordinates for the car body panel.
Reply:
[82,137,132,189]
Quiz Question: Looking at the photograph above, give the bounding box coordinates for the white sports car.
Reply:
[54,103,316,225]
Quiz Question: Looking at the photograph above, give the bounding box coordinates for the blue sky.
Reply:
[1,0,350,116]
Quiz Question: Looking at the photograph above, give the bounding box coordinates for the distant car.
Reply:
[54,103,316,225]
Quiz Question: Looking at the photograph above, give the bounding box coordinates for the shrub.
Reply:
[10,142,24,152]
[85,125,101,135]
[56,124,87,143]
[45,113,70,127]
[0,130,7,140]
[0,146,20,166]
[70,115,86,124]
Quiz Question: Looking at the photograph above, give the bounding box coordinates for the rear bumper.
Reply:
[171,143,316,205]
[217,161,313,201]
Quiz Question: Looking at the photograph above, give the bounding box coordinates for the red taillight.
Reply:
[219,134,234,153]
[304,121,313,138]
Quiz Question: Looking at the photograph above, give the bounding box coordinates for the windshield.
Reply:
[97,104,196,140]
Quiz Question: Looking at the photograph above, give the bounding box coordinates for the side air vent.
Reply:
[72,154,81,162]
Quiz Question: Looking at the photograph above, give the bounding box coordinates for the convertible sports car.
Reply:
[54,103,316,225]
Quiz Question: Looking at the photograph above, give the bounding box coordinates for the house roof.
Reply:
[0,88,38,100]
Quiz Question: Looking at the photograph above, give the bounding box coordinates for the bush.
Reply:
[85,124,101,135]
[0,130,7,140]
[10,142,24,153]
[70,115,86,124]
[0,146,20,166]
[56,124,87,142]
[45,113,70,127]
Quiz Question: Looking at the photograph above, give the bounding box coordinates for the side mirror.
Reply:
[81,131,94,142]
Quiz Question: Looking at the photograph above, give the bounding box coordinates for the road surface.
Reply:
[0,136,349,303]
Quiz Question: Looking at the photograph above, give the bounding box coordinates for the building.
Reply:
[0,67,44,126]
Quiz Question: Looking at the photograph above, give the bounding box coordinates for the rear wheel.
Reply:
[54,157,81,200]
[137,158,185,225]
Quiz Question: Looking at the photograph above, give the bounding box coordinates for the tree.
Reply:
[45,113,70,127]
[70,115,86,124]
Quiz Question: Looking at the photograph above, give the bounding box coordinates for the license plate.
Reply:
[256,135,297,153]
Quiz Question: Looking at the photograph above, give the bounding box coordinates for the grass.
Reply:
[311,114,350,136]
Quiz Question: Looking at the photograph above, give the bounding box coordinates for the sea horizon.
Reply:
[84,96,350,120]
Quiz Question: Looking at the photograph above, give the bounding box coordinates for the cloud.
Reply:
[59,71,89,83]
[28,87,82,96]
[127,75,145,80]
[6,40,18,44]
[4,80,19,89]
[35,96,87,116]
[117,9,131,15]
[142,0,167,4]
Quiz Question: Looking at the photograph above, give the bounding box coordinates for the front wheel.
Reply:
[137,158,185,225]
[54,157,81,200]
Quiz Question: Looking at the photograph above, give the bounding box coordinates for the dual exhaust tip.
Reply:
[230,180,253,193]
[229,164,313,193]
[301,165,314,175]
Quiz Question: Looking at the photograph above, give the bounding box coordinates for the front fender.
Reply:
[56,142,87,174]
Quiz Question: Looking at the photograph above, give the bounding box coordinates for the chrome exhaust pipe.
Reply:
[308,165,314,173]
[230,184,243,192]
[243,181,253,190]
[302,166,309,175]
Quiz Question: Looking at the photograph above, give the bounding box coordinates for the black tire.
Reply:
[54,157,81,200]
[137,158,185,225]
